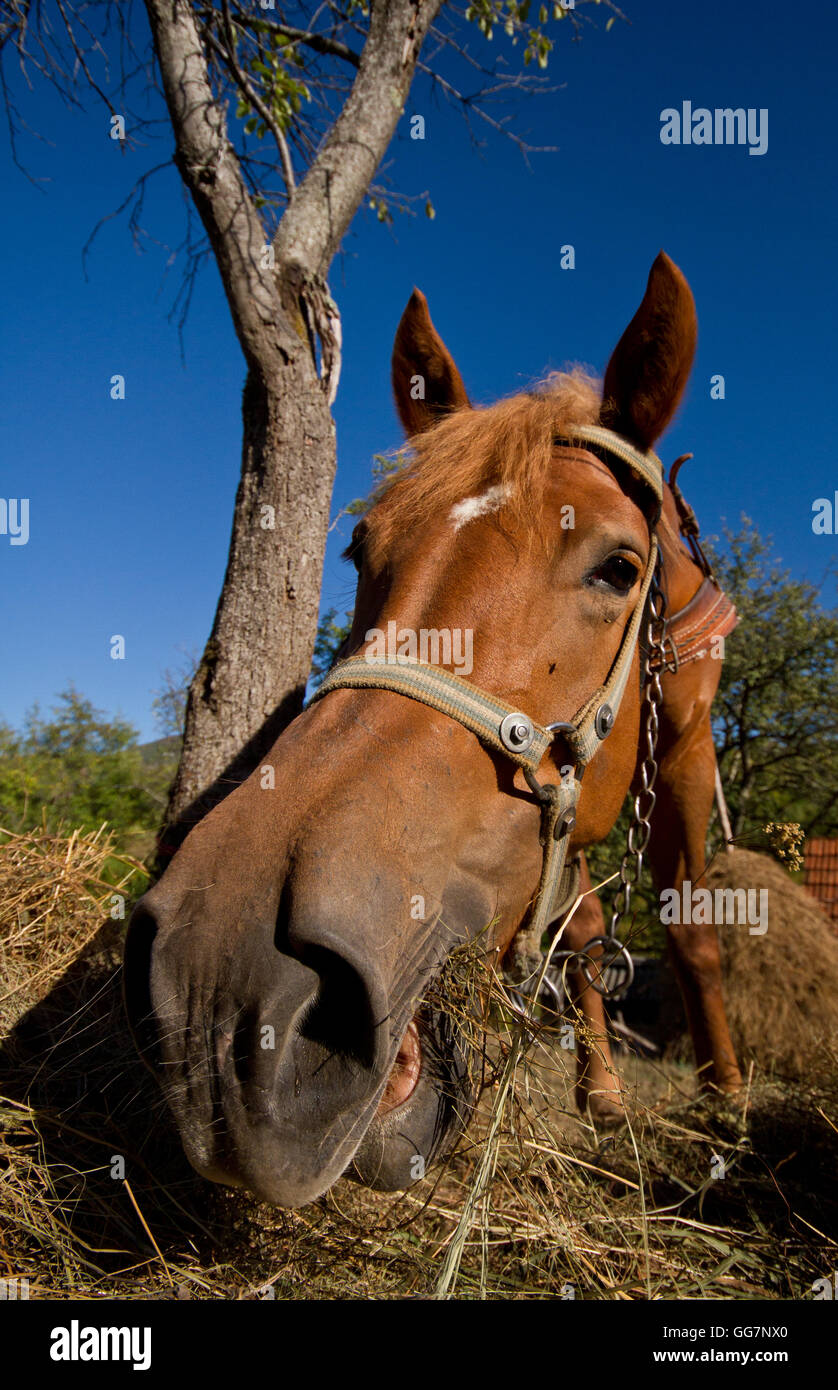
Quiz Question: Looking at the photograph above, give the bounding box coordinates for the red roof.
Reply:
[804,839,838,926]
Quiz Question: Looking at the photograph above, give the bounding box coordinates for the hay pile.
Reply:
[1,828,836,1300]
[665,847,838,1079]
[0,824,146,1033]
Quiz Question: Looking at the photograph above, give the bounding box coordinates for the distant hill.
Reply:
[138,735,181,766]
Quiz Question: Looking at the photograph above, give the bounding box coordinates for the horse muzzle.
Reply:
[123,886,472,1206]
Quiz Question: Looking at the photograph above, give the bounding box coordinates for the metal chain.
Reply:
[609,560,667,939]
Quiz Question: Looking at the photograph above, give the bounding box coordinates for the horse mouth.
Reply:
[346,987,478,1194]
[376,1018,422,1116]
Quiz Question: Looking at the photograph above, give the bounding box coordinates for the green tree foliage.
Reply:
[464,0,598,67]
[0,689,174,858]
[709,519,838,839]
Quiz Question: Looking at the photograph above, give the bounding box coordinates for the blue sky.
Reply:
[1,0,836,741]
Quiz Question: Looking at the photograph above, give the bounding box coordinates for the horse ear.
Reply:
[392,289,470,436]
[601,252,698,450]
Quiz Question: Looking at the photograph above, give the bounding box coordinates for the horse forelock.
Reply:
[364,368,602,556]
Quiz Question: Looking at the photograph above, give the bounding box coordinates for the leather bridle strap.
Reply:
[563,534,659,766]
[562,424,664,504]
[311,425,664,988]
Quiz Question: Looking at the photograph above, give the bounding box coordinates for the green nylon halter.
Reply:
[311,427,664,987]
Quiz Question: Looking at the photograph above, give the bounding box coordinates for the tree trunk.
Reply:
[160,349,335,855]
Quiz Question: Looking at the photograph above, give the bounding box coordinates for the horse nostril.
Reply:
[122,904,161,1067]
[295,945,378,1071]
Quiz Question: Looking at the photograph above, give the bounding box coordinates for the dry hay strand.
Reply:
[689,846,838,1079]
[1,829,836,1300]
[378,933,838,1301]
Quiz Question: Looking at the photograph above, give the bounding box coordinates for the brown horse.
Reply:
[124,252,742,1207]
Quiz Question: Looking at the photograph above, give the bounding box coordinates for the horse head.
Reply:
[124,252,698,1206]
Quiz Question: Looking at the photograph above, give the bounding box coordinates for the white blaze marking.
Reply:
[449,485,510,531]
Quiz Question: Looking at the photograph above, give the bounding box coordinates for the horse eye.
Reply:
[590,555,640,594]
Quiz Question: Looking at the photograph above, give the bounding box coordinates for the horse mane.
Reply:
[364,369,602,555]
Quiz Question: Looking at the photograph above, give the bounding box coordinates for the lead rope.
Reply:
[530,560,667,1004]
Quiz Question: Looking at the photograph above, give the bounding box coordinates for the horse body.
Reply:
[124,253,741,1207]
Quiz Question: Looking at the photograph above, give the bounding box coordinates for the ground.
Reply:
[1,828,836,1300]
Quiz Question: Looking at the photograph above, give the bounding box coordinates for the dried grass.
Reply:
[0,823,146,1032]
[1,830,836,1300]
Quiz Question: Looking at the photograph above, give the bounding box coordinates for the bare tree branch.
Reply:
[229,7,362,69]
[415,57,558,156]
[81,158,175,273]
[143,0,292,373]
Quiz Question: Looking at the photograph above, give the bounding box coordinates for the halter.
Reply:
[311,425,664,989]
